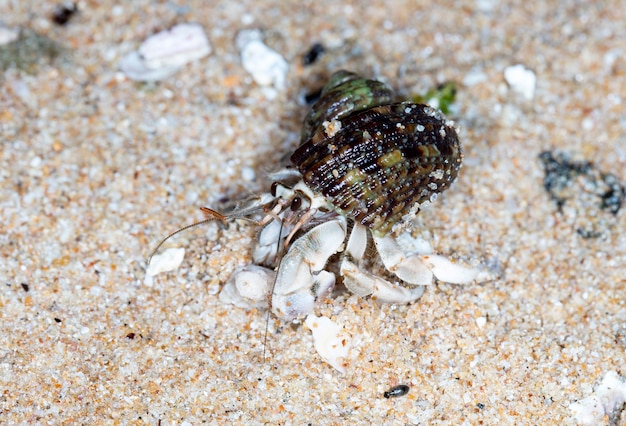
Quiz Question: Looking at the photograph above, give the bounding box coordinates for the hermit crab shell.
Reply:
[300,70,395,142]
[291,72,462,237]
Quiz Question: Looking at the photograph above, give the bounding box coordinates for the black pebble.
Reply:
[384,384,410,398]
[302,43,325,66]
[52,2,78,26]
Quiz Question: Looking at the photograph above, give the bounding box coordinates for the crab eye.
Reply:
[290,196,302,211]
[270,182,279,197]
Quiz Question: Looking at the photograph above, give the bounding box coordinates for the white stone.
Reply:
[146,247,185,276]
[237,29,288,89]
[476,316,487,328]
[0,26,18,45]
[504,64,536,100]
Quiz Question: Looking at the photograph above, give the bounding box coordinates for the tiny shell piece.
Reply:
[504,64,536,100]
[146,247,185,276]
[305,315,351,374]
[236,29,288,89]
[0,26,19,46]
[569,371,626,426]
[120,23,211,82]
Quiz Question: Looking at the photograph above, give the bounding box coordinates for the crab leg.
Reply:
[340,224,426,304]
[373,235,480,285]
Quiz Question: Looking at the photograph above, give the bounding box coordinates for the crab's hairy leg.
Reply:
[341,258,426,303]
[282,207,318,248]
[340,223,372,297]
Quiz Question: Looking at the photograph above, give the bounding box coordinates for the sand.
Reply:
[1,1,625,424]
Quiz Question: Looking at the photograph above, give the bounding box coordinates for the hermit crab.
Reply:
[151,70,482,321]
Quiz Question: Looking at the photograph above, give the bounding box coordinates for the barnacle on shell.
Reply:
[292,71,462,237]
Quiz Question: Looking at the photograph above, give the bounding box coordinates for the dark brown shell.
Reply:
[292,89,462,236]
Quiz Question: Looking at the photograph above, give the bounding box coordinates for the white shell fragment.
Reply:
[146,247,186,276]
[120,23,211,82]
[0,26,19,46]
[569,371,626,426]
[305,315,351,374]
[219,265,273,309]
[504,64,536,100]
[236,29,288,89]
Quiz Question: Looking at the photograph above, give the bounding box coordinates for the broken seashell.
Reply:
[146,247,185,276]
[305,315,351,374]
[120,23,211,82]
[236,29,287,89]
[0,26,19,46]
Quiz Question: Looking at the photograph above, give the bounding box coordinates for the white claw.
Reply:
[271,218,346,320]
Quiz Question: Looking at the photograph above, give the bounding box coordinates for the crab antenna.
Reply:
[263,216,286,363]
[148,207,227,265]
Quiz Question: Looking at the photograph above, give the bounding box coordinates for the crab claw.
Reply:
[271,218,347,320]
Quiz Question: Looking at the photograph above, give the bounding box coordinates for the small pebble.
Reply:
[146,247,186,276]
[504,64,536,100]
[476,316,487,328]
[52,2,78,26]
[384,384,410,398]
[236,29,288,89]
[302,42,325,65]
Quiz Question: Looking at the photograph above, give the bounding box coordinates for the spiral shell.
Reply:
[291,71,462,237]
